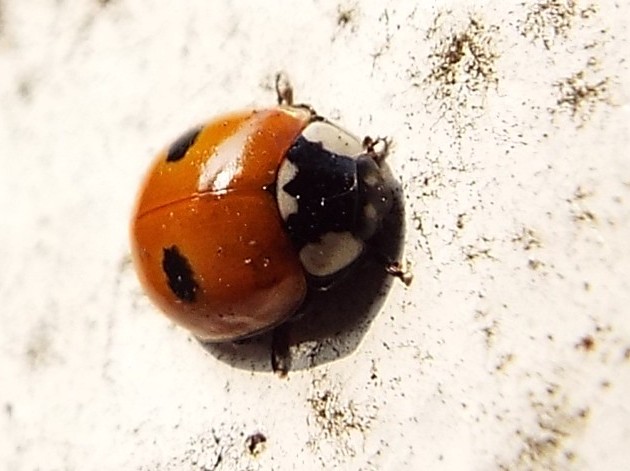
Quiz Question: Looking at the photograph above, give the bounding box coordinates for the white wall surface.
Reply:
[1,1,629,469]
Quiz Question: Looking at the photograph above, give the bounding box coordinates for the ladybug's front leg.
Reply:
[275,72,294,106]
[360,135,413,286]
[361,135,391,164]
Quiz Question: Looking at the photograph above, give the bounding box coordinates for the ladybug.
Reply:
[130,75,404,346]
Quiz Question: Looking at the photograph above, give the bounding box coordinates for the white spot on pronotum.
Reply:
[276,159,299,221]
[299,232,364,277]
[301,121,363,157]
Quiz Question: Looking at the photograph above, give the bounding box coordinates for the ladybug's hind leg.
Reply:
[271,323,292,377]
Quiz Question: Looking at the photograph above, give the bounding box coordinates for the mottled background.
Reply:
[1,1,629,469]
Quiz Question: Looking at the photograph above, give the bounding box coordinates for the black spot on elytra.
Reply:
[166,126,202,162]
[162,246,199,302]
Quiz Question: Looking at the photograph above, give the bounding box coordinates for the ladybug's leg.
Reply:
[369,249,413,286]
[383,258,413,286]
[275,72,294,106]
[361,136,391,164]
[274,72,320,118]
[271,323,292,377]
[360,135,412,286]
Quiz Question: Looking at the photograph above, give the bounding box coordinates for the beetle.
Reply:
[130,74,408,371]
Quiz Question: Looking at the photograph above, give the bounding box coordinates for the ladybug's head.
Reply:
[276,119,395,289]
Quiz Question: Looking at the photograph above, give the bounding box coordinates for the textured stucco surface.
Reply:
[1,1,629,469]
